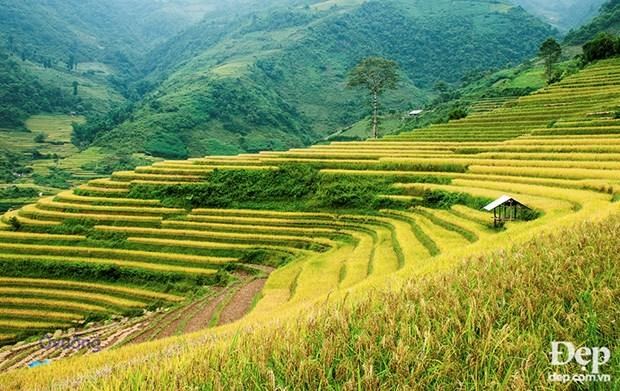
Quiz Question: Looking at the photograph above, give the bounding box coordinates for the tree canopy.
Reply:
[582,32,620,63]
[347,57,400,138]
[539,38,562,83]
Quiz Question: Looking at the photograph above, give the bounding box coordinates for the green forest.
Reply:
[2,0,555,160]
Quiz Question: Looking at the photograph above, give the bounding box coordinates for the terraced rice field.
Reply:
[2,58,620,370]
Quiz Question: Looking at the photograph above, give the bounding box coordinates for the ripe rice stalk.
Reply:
[337,231,374,289]
[0,243,232,268]
[0,308,83,321]
[37,198,184,216]
[0,278,182,302]
[97,225,333,248]
[0,287,146,308]
[0,231,85,241]
[161,220,339,236]
[467,165,620,181]
[76,185,129,196]
[0,254,217,276]
[112,171,204,182]
[54,191,161,206]
[0,297,108,313]
[367,227,399,277]
[0,320,69,329]
[19,204,163,224]
[126,237,259,253]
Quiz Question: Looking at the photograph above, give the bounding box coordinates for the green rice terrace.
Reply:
[1,58,620,385]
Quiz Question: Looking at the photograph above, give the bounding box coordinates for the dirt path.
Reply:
[155,296,212,340]
[218,278,267,326]
[1,270,274,371]
[242,264,275,274]
[183,294,227,334]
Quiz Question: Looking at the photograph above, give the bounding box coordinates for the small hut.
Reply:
[483,195,530,227]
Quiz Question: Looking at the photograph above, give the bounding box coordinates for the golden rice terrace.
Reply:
[1,58,620,375]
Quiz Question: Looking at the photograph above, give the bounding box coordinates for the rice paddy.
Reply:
[1,58,620,387]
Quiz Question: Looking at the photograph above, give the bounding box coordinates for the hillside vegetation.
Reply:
[565,0,620,44]
[0,0,557,198]
[511,0,606,32]
[85,0,555,158]
[0,0,216,66]
[0,56,620,387]
[0,49,83,128]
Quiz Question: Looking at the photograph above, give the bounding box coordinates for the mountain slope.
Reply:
[0,0,217,68]
[0,0,221,129]
[510,0,606,32]
[92,0,555,158]
[565,0,620,44]
[0,48,83,127]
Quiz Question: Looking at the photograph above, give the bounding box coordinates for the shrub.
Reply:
[34,132,47,143]
[582,33,620,63]
[32,167,73,189]
[87,230,128,246]
[144,132,188,159]
[129,164,321,209]
[0,259,210,293]
[520,208,542,221]
[129,165,403,212]
[82,153,151,175]
[315,177,379,209]
[547,69,564,84]
[8,216,22,231]
[47,218,96,235]
[448,107,468,121]
[0,186,38,199]
[420,189,491,210]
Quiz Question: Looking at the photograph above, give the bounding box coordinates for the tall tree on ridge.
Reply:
[539,38,562,83]
[347,57,400,139]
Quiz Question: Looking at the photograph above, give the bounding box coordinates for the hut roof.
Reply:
[483,195,529,211]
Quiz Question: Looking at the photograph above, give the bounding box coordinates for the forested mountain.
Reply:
[0,0,559,159]
[0,0,216,69]
[0,47,79,127]
[85,0,555,158]
[565,0,620,44]
[510,0,606,32]
[0,0,221,128]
